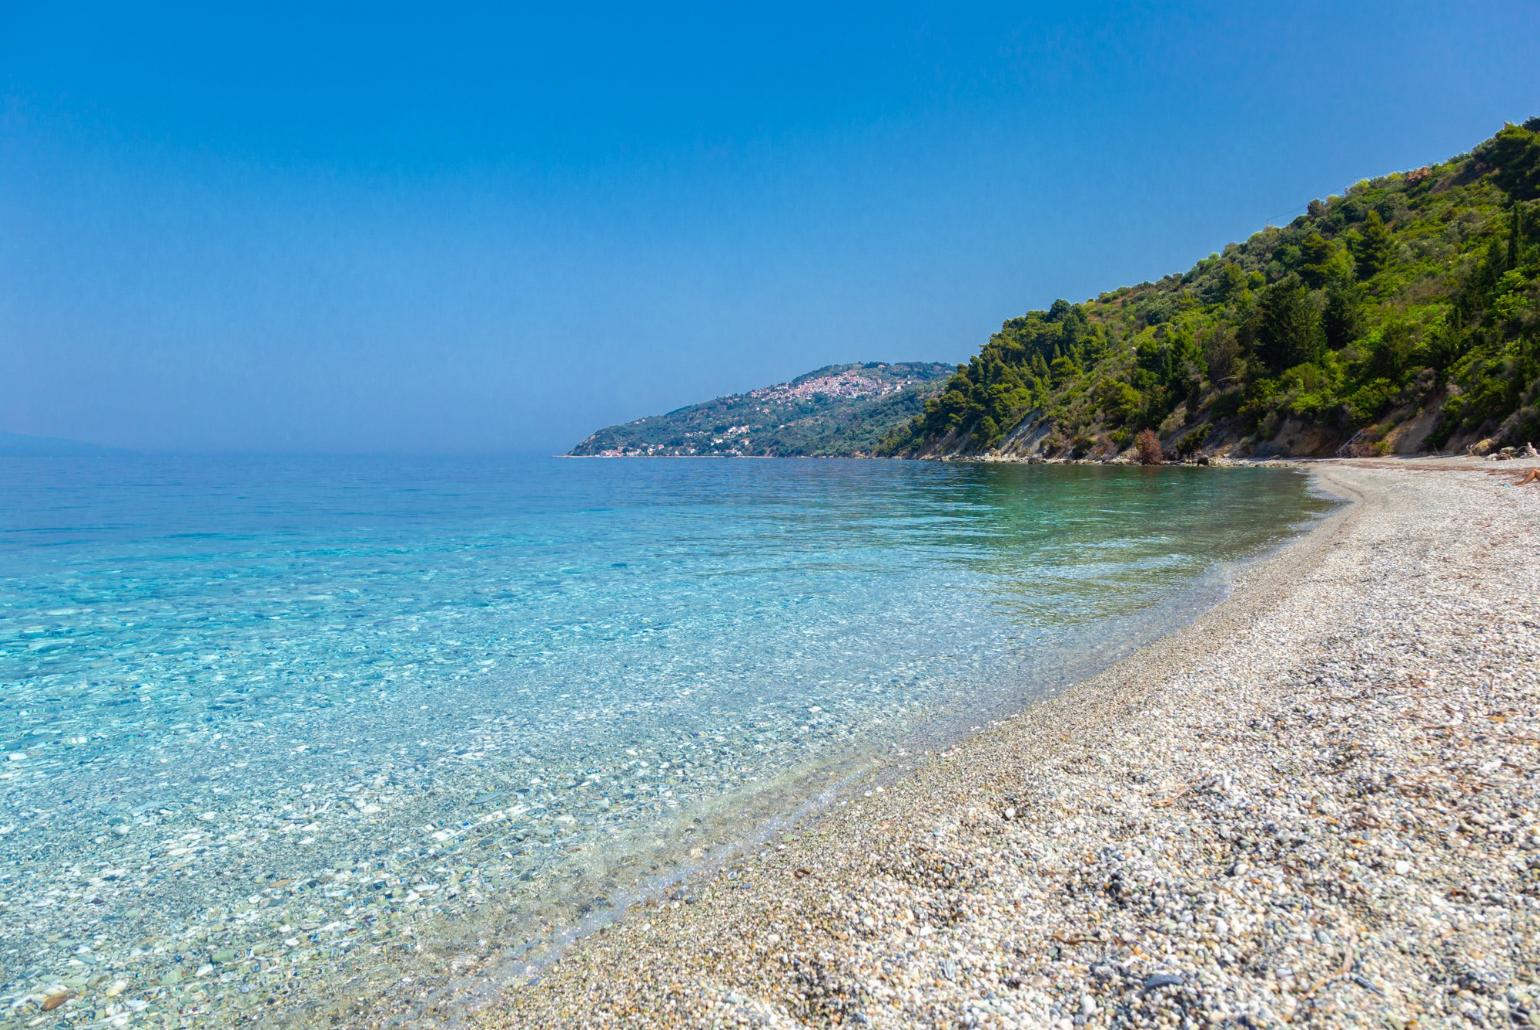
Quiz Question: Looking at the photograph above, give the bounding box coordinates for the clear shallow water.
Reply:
[0,455,1330,1023]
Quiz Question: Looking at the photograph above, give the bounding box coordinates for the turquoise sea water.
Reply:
[0,455,1330,1023]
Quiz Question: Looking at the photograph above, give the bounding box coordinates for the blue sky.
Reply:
[2,2,1537,453]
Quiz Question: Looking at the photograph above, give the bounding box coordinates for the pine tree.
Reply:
[1323,278,1363,350]
[1298,231,1334,288]
[1508,204,1523,268]
[1256,274,1324,372]
[1352,211,1392,279]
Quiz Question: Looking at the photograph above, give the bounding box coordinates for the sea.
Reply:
[0,454,1332,1023]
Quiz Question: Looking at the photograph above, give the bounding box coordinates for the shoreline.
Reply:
[351,469,1331,1026]
[473,457,1539,1027]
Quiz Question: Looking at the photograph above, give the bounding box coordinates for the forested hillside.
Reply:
[884,119,1540,460]
[570,362,952,456]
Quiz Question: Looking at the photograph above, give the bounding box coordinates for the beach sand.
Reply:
[471,459,1539,1027]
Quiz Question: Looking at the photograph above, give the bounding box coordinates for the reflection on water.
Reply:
[0,455,1330,1022]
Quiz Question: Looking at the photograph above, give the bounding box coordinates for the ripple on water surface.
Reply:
[0,455,1332,1022]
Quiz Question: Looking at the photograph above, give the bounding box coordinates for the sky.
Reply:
[2,3,1538,454]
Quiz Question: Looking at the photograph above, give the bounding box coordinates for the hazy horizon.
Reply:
[4,2,1538,454]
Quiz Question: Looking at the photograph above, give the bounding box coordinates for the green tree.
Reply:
[1298,231,1335,288]
[1204,261,1249,305]
[1351,210,1392,279]
[1094,380,1141,424]
[1323,278,1363,350]
[1203,326,1241,383]
[1256,274,1324,372]
[1507,203,1528,268]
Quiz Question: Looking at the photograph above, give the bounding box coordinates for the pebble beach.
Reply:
[479,459,1540,1027]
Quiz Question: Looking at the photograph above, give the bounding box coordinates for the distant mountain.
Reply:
[0,431,117,456]
[884,118,1540,460]
[570,362,955,457]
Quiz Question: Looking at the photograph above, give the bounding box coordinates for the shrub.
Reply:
[1135,429,1163,465]
[1209,387,1244,420]
[976,415,1001,447]
[1094,379,1142,424]
[1345,378,1399,423]
[1177,423,1212,458]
